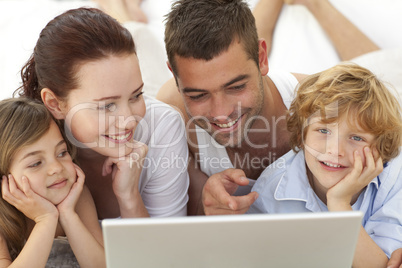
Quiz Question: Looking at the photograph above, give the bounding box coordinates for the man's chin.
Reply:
[212,135,244,148]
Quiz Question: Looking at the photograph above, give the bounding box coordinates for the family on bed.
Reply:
[0,0,401,267]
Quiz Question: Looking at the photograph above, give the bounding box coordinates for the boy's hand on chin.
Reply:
[327,147,383,211]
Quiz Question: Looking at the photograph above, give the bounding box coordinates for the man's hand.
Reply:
[202,169,258,215]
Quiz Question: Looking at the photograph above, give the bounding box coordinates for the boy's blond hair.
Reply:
[287,62,402,163]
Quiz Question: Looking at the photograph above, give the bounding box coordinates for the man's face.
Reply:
[174,41,266,148]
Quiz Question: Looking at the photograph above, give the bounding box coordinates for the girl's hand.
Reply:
[102,141,148,202]
[1,174,58,223]
[327,147,383,210]
[57,164,85,215]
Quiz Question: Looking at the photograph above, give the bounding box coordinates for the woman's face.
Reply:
[60,54,146,158]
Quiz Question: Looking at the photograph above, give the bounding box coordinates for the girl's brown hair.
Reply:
[0,98,53,259]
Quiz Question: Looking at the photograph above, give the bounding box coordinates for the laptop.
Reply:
[102,211,362,268]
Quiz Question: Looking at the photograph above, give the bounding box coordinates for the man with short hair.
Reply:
[157,0,304,215]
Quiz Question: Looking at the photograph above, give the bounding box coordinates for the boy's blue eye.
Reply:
[351,136,363,141]
[318,129,329,134]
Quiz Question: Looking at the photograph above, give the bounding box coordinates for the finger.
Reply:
[388,248,402,268]
[102,157,115,176]
[2,176,19,205]
[131,142,148,159]
[21,176,32,196]
[371,148,383,169]
[1,176,10,198]
[363,147,375,168]
[202,179,234,209]
[362,147,382,178]
[231,192,259,212]
[222,169,250,186]
[371,147,380,161]
[8,174,21,193]
[352,150,363,173]
[74,164,85,183]
[203,180,239,212]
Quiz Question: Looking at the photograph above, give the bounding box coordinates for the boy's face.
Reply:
[303,114,375,193]
[9,120,77,205]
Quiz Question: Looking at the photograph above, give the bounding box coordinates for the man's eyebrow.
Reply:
[93,83,144,101]
[182,75,249,94]
[182,88,207,94]
[223,74,249,88]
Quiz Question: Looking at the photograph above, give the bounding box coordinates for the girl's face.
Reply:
[304,114,375,194]
[9,121,77,205]
[61,54,146,158]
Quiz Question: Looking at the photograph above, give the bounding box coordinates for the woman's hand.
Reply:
[57,164,85,216]
[2,174,58,223]
[327,147,383,211]
[102,141,149,216]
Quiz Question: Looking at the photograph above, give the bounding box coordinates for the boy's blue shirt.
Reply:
[248,148,402,258]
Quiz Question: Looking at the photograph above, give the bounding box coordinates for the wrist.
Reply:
[34,211,59,225]
[118,191,149,218]
[58,211,79,226]
[326,197,352,212]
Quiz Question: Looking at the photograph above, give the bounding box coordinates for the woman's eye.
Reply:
[130,91,144,101]
[99,103,116,111]
[135,91,144,99]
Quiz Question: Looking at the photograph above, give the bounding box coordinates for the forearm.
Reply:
[304,0,379,60]
[327,199,388,267]
[253,0,284,56]
[10,216,58,268]
[187,155,209,216]
[59,212,106,268]
[118,191,149,218]
[352,227,388,268]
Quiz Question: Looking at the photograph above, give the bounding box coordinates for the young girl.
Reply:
[16,7,189,218]
[0,98,104,267]
[248,63,402,268]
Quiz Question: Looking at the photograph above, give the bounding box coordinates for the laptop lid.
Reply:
[102,211,362,268]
